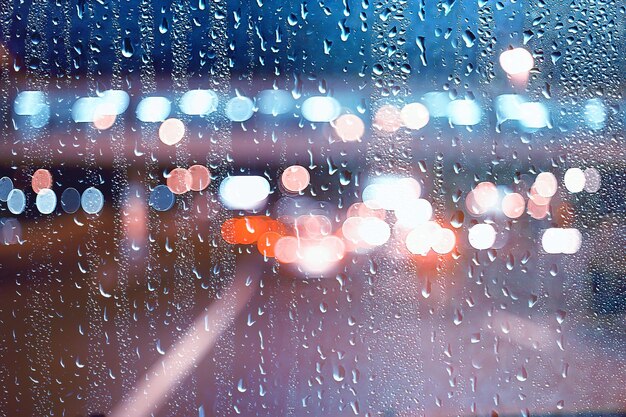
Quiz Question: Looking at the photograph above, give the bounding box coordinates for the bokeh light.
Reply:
[468,223,496,250]
[583,167,601,193]
[333,114,365,142]
[431,227,456,255]
[188,165,211,191]
[281,165,310,193]
[357,217,391,246]
[257,90,293,115]
[149,185,175,212]
[406,221,441,256]
[564,168,586,193]
[35,188,57,215]
[219,176,270,210]
[81,187,104,215]
[363,177,421,211]
[179,90,218,116]
[400,102,430,130]
[166,168,193,195]
[0,177,13,202]
[302,96,341,122]
[225,96,254,122]
[447,99,482,126]
[31,169,52,194]
[519,102,550,129]
[501,193,525,219]
[373,105,402,132]
[527,199,550,220]
[534,172,558,198]
[159,118,185,146]
[136,97,171,122]
[7,189,26,215]
[274,236,299,263]
[542,228,582,254]
[499,47,534,75]
[61,188,81,214]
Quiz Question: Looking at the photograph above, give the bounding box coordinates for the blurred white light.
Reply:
[395,198,433,228]
[257,90,293,115]
[136,97,172,122]
[301,96,341,122]
[406,221,441,256]
[357,217,391,247]
[542,228,582,254]
[298,238,345,274]
[499,48,534,75]
[72,97,101,122]
[179,90,218,116]
[14,91,47,116]
[562,229,583,255]
[519,102,550,129]
[422,92,450,118]
[584,99,606,130]
[100,90,130,115]
[225,96,254,122]
[541,228,561,254]
[468,224,496,250]
[564,168,586,193]
[219,176,270,210]
[363,177,421,211]
[432,227,456,255]
[400,102,430,130]
[72,91,130,123]
[495,94,525,123]
[447,99,482,126]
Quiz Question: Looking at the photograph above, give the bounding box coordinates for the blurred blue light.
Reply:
[149,185,175,211]
[422,92,451,118]
[0,177,14,202]
[61,188,81,214]
[81,187,104,214]
[7,189,26,215]
[257,90,293,115]
[14,91,46,116]
[584,99,606,130]
[495,94,525,123]
[36,189,57,214]
[225,96,254,122]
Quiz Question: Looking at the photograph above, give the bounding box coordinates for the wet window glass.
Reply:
[1,1,625,416]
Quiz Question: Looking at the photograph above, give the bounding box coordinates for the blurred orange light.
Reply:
[257,231,282,258]
[32,169,53,194]
[334,114,365,142]
[281,165,310,193]
[373,105,402,133]
[166,168,193,195]
[501,193,526,219]
[188,165,211,191]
